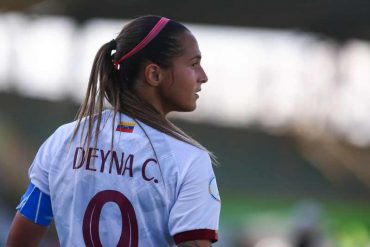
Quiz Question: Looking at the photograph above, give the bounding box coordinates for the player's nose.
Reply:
[199,65,208,83]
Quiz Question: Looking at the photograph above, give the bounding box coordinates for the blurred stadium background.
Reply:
[1,1,370,246]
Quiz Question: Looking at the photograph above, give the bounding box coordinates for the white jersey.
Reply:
[28,110,221,246]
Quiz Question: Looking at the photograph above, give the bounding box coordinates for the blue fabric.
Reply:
[16,183,53,226]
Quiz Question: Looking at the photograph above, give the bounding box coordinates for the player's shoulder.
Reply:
[50,119,77,140]
[163,133,211,168]
[165,134,205,155]
[160,133,214,188]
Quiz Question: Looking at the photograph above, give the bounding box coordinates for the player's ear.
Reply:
[144,63,165,87]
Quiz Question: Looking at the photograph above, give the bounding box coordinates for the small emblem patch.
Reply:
[116,122,136,133]
[209,177,220,202]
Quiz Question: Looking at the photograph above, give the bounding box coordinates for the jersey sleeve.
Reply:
[168,151,221,244]
[28,133,55,195]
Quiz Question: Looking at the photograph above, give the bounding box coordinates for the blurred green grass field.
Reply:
[221,196,370,247]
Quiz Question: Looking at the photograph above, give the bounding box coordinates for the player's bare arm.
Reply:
[6,212,48,247]
[178,240,212,247]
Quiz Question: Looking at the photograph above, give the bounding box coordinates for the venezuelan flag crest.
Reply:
[116,122,136,133]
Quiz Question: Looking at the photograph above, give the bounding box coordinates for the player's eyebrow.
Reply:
[189,54,202,61]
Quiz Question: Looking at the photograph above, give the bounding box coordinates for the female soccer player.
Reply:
[6,15,220,247]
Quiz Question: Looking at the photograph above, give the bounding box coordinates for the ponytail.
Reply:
[72,40,118,150]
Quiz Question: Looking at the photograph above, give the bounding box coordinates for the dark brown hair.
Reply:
[73,15,217,163]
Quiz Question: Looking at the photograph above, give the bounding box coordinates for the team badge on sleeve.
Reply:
[116,122,136,133]
[209,177,220,202]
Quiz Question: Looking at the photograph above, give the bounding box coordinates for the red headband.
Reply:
[113,17,170,70]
